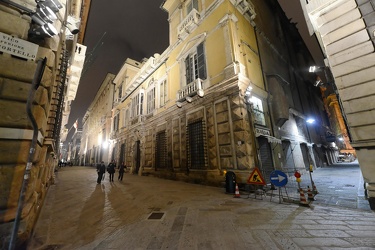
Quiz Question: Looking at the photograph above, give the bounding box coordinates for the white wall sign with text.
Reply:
[0,32,38,60]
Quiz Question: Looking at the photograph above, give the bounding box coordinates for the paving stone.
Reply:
[306,230,351,237]
[27,167,375,250]
[292,237,353,247]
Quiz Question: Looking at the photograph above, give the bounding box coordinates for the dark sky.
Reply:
[66,0,324,140]
[68,0,169,136]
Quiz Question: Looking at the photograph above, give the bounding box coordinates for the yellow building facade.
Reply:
[82,0,330,189]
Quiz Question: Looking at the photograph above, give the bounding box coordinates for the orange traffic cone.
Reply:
[312,181,319,194]
[307,186,315,201]
[234,183,241,198]
[299,188,310,207]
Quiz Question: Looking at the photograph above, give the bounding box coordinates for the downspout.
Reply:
[9,57,46,250]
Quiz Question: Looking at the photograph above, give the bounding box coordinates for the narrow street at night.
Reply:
[27,166,375,249]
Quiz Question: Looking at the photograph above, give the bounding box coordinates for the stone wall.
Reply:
[0,3,61,247]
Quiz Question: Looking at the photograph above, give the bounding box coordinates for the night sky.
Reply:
[66,0,323,140]
[67,0,169,137]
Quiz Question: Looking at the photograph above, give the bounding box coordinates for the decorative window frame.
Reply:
[177,33,207,88]
[146,79,156,115]
[159,77,168,108]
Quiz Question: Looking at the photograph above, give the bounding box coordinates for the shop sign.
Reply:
[255,127,270,137]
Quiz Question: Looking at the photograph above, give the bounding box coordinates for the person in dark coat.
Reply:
[97,161,106,184]
[107,160,116,182]
[118,162,126,181]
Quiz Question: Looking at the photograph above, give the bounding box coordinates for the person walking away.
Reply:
[97,161,106,184]
[107,160,116,182]
[118,162,126,181]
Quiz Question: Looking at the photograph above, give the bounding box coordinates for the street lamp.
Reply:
[306,117,315,124]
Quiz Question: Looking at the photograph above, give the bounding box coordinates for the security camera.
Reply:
[66,16,80,35]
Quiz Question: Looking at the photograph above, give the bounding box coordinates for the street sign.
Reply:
[247,168,266,185]
[270,170,288,187]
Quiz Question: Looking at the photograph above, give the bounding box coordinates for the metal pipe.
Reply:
[9,57,46,250]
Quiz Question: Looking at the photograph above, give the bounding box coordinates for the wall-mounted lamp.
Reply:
[29,23,58,37]
[186,96,193,103]
[36,0,63,12]
[32,5,57,24]
[176,101,182,108]
[309,66,318,73]
[244,85,253,104]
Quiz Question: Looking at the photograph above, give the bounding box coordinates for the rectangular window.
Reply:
[113,113,120,132]
[187,120,205,169]
[160,80,168,107]
[121,109,126,127]
[147,87,155,114]
[131,91,144,118]
[131,94,138,118]
[118,84,122,99]
[185,42,206,85]
[187,0,198,14]
[250,96,266,126]
[124,108,129,127]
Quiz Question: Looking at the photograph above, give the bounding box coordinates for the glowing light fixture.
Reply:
[306,118,315,124]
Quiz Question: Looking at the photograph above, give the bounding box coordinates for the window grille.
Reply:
[187,120,206,169]
[156,131,167,169]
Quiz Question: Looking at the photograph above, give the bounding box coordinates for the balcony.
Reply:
[231,0,256,25]
[177,9,200,37]
[177,78,204,101]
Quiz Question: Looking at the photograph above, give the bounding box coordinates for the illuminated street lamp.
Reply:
[306,117,315,124]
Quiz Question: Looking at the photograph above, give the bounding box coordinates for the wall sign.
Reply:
[255,127,270,137]
[0,32,38,60]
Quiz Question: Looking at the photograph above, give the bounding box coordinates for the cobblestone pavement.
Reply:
[309,161,370,210]
[279,161,371,211]
[27,166,375,250]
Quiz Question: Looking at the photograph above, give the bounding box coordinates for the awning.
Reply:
[257,134,282,144]
[265,135,282,144]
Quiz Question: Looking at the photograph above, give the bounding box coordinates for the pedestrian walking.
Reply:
[107,160,116,182]
[118,162,126,181]
[96,161,106,184]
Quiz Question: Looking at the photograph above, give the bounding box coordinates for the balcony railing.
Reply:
[177,9,200,36]
[177,78,203,101]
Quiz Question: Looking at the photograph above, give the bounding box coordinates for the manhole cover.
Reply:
[148,212,164,220]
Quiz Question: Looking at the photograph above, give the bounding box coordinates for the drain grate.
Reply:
[148,212,164,220]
